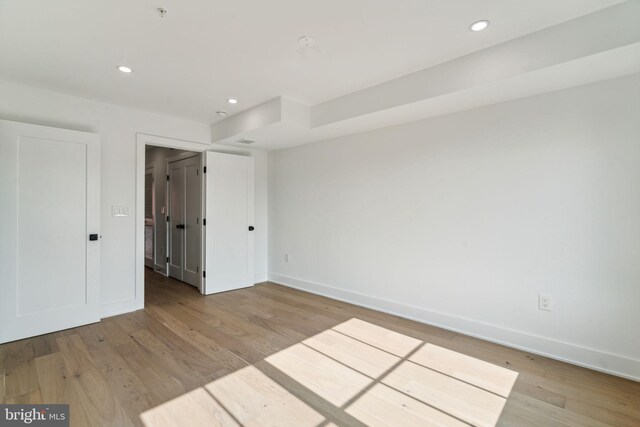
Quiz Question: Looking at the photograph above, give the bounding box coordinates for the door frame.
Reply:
[165,152,203,291]
[136,134,210,311]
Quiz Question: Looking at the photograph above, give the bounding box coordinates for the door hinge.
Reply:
[166,174,170,181]
[203,218,206,226]
[166,256,169,263]
[203,166,207,173]
[166,216,170,222]
[203,271,206,278]
[196,266,199,272]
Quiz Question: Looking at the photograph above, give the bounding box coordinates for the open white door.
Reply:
[0,120,100,343]
[203,152,254,294]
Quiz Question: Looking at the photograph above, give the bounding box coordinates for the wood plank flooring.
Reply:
[1,269,639,426]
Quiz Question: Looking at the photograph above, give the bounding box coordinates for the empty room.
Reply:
[1,1,639,426]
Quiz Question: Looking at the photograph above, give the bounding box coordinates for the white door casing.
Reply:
[203,151,255,294]
[0,120,100,343]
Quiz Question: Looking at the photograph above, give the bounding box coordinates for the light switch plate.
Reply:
[112,206,129,217]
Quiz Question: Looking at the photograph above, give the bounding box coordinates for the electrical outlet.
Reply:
[284,254,289,263]
[538,294,552,311]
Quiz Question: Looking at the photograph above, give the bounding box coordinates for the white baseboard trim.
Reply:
[254,272,269,284]
[268,272,640,382]
[101,298,144,319]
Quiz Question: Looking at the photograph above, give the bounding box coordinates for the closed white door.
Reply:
[204,151,254,294]
[167,155,201,288]
[0,120,100,344]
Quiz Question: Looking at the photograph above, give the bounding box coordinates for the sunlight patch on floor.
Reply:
[346,383,468,427]
[140,387,240,426]
[141,365,325,427]
[303,328,401,378]
[205,365,326,426]
[265,342,372,406]
[409,343,519,398]
[382,361,508,426]
[332,318,422,357]
[141,318,518,427]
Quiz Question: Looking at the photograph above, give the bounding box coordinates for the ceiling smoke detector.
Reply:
[216,111,227,117]
[237,138,255,145]
[298,36,316,48]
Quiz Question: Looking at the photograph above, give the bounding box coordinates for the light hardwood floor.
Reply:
[1,269,639,426]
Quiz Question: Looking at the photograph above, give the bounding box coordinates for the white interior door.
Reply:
[167,155,201,288]
[168,160,185,280]
[183,158,202,287]
[0,120,100,344]
[204,151,254,294]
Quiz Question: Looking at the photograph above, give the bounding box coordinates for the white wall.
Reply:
[269,74,640,380]
[0,79,268,316]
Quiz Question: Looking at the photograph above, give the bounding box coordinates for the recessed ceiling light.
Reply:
[117,65,133,73]
[227,98,238,104]
[216,111,227,117]
[470,20,490,32]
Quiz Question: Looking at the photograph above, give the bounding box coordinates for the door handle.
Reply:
[176,224,185,229]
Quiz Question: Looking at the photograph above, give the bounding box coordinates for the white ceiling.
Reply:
[210,1,640,150]
[0,0,625,125]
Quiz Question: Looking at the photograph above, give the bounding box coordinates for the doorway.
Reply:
[137,134,256,309]
[144,145,203,291]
